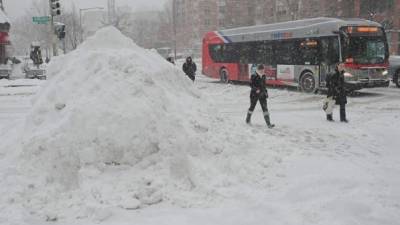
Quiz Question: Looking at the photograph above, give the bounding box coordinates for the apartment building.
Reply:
[172,0,400,54]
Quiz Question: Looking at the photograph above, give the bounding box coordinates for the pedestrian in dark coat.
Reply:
[182,57,197,82]
[325,63,348,122]
[245,64,275,128]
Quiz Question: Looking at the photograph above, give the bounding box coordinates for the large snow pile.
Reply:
[15,27,218,221]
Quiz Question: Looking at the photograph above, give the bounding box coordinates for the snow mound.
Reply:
[19,27,213,215]
[78,26,141,51]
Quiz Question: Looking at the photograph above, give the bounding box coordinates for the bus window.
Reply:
[253,41,272,64]
[209,44,223,62]
[321,37,340,65]
[298,39,319,65]
[274,41,294,65]
[239,42,253,64]
[223,43,241,63]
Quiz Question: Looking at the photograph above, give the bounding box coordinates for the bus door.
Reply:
[319,37,340,87]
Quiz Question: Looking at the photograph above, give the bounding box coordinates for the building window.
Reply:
[360,0,394,15]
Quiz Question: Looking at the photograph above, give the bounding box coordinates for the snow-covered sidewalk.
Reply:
[0,27,399,225]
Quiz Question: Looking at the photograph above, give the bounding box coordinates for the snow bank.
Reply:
[17,27,215,219]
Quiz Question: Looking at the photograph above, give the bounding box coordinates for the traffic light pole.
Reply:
[49,0,58,56]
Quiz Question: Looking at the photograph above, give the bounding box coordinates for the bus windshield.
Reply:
[344,37,387,64]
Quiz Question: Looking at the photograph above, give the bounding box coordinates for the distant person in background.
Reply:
[30,44,43,66]
[166,56,175,65]
[324,63,348,122]
[183,56,197,82]
[246,64,275,128]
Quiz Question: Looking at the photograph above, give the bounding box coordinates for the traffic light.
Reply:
[51,0,61,16]
[54,22,66,39]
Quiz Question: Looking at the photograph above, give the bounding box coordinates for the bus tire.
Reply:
[300,72,316,93]
[394,70,400,88]
[220,68,229,83]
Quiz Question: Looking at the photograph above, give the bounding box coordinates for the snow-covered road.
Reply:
[1,75,399,225]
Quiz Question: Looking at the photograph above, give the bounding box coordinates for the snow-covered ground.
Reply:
[0,27,399,225]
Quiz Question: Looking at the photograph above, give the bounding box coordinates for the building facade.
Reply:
[172,0,400,55]
[174,0,218,54]
[354,0,400,54]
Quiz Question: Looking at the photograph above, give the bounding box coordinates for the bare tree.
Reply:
[11,0,82,55]
[284,0,300,20]
[11,0,50,56]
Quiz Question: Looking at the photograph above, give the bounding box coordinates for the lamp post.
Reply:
[172,0,177,60]
[79,7,104,42]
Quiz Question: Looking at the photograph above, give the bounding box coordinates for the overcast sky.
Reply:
[4,0,167,20]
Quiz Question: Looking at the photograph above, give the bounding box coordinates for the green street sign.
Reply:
[33,16,50,24]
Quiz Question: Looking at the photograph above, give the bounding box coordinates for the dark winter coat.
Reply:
[183,62,197,77]
[30,49,43,65]
[250,72,268,99]
[326,69,347,105]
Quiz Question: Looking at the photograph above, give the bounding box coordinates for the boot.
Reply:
[327,114,334,121]
[264,114,275,128]
[340,105,348,123]
[246,112,252,124]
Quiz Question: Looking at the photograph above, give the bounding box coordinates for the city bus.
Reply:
[202,17,390,92]
[0,10,11,79]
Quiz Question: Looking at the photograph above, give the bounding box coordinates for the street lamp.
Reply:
[79,7,104,42]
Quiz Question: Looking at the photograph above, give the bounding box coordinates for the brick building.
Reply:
[172,0,400,55]
[353,0,400,54]
[174,0,218,54]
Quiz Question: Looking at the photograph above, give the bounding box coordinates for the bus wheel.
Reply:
[394,70,400,88]
[220,68,229,83]
[300,72,316,93]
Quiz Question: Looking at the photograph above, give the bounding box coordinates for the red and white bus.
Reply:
[202,17,390,92]
[0,10,11,79]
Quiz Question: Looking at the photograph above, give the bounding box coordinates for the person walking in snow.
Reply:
[324,63,348,122]
[245,64,275,128]
[30,45,43,66]
[183,56,197,82]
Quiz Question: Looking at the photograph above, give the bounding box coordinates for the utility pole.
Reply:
[107,0,116,25]
[50,10,57,56]
[0,0,4,12]
[172,0,177,60]
[273,0,277,22]
[49,0,61,56]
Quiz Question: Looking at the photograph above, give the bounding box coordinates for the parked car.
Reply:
[22,56,47,80]
[389,55,400,88]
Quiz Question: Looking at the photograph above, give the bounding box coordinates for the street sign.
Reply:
[33,16,50,24]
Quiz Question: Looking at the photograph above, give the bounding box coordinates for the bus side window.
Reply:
[223,43,241,63]
[209,44,223,62]
[239,42,253,64]
[265,44,273,65]
[274,41,294,65]
[320,39,330,65]
[320,38,339,65]
[252,41,262,64]
[329,38,340,64]
[299,39,319,65]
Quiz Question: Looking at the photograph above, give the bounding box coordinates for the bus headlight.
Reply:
[382,70,388,76]
[344,72,353,77]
